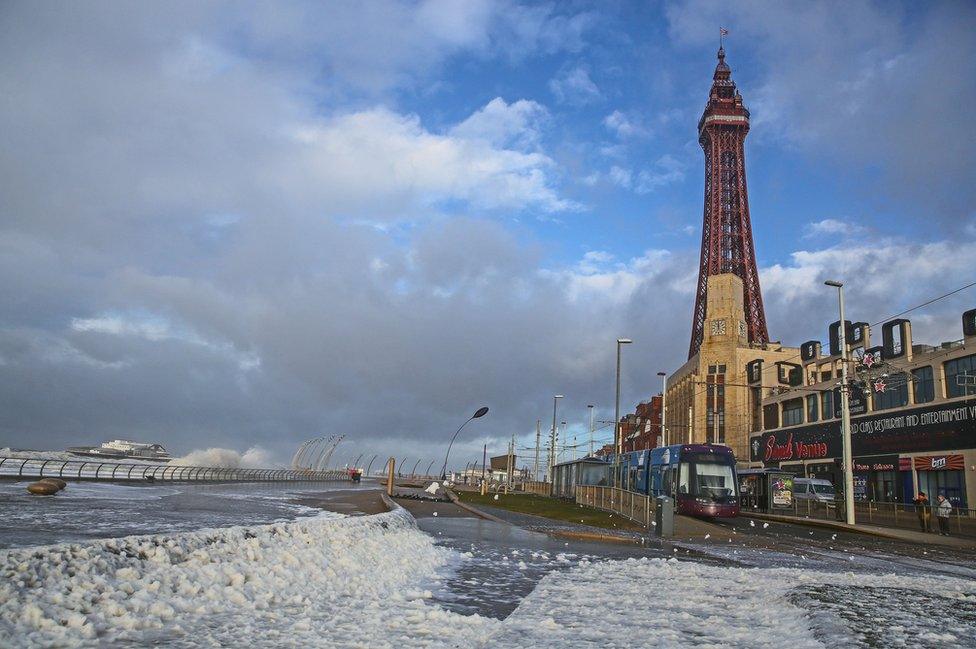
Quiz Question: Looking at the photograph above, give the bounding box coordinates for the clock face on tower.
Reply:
[710,319,726,336]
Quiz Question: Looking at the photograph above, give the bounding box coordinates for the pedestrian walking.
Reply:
[937,494,952,536]
[913,491,931,533]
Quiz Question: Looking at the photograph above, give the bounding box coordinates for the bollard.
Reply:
[655,496,674,538]
[386,457,395,496]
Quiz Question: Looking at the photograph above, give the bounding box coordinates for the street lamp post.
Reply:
[825,280,856,525]
[548,395,563,493]
[657,372,667,446]
[441,406,490,481]
[615,338,632,488]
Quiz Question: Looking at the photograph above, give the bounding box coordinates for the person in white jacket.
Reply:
[936,494,953,536]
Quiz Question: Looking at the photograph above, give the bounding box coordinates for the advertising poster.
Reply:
[771,475,794,508]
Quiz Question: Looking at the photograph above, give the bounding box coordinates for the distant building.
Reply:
[622,396,662,452]
[489,453,515,471]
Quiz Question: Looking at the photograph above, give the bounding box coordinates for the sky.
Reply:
[1,0,975,469]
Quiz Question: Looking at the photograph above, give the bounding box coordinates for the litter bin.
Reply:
[655,496,674,538]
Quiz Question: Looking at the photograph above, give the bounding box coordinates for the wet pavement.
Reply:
[397,494,976,621]
[689,516,976,579]
[411,509,672,619]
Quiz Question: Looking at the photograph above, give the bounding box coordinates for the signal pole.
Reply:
[587,405,595,457]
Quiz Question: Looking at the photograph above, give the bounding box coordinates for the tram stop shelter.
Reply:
[738,468,797,513]
[551,457,610,498]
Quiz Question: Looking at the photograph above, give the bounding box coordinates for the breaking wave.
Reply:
[170,446,274,468]
[0,508,493,648]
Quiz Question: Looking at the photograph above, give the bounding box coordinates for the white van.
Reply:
[794,478,836,503]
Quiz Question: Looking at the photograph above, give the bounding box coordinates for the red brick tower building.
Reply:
[688,46,769,359]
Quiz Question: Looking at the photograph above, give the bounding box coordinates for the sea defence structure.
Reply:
[0,455,351,483]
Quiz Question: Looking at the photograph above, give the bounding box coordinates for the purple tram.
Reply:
[613,444,740,518]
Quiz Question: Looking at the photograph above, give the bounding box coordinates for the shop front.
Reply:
[914,454,967,508]
[749,401,976,505]
[853,455,899,503]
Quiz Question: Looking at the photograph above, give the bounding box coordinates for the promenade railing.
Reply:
[575,485,654,528]
[0,456,350,483]
[741,498,976,538]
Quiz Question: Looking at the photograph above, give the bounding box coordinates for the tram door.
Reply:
[661,467,674,497]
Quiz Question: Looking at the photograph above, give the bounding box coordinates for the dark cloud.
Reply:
[1,1,973,470]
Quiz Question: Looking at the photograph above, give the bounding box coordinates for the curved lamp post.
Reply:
[365,454,378,477]
[441,406,489,480]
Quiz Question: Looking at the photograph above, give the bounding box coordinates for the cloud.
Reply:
[803,219,867,239]
[449,97,550,150]
[549,65,602,104]
[761,238,976,347]
[603,110,648,139]
[636,154,687,193]
[665,0,976,227]
[294,106,574,214]
[545,249,684,305]
[607,166,633,189]
[1,2,972,472]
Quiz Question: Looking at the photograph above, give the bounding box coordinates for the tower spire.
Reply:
[688,47,769,359]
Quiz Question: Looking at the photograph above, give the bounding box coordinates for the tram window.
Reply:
[690,461,736,499]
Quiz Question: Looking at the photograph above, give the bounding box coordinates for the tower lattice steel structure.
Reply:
[688,46,769,359]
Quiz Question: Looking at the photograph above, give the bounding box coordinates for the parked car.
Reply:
[793,478,836,502]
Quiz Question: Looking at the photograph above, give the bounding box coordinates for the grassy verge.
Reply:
[454,491,642,532]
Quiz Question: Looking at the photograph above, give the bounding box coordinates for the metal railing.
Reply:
[575,485,654,528]
[0,456,351,483]
[741,498,976,538]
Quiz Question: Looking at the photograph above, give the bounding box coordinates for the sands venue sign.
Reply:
[751,401,976,465]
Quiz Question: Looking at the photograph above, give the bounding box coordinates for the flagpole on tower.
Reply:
[719,27,728,49]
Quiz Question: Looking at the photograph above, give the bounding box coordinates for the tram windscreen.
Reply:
[678,453,737,501]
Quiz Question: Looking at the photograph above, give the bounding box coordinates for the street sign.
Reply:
[834,383,867,417]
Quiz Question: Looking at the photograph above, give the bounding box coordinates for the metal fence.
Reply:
[742,498,976,538]
[575,485,654,528]
[0,456,351,483]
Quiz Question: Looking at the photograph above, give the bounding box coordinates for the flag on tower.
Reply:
[720,28,729,36]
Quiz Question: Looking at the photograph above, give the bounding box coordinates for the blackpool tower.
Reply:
[688,46,769,359]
